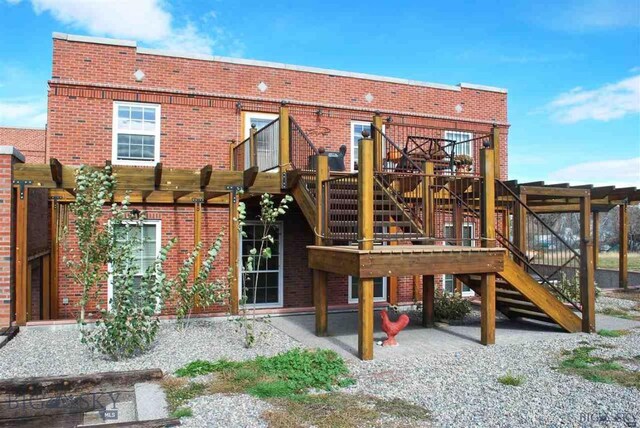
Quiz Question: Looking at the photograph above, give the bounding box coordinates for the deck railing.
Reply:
[231,118,280,172]
[494,180,581,310]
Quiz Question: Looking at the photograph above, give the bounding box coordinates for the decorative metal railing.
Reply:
[494,180,581,310]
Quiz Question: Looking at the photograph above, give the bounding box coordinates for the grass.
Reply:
[598,252,640,271]
[600,307,640,321]
[558,346,640,389]
[171,407,193,418]
[263,392,431,428]
[497,372,525,386]
[597,329,630,338]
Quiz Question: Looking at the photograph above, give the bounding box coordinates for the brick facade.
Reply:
[42,33,509,318]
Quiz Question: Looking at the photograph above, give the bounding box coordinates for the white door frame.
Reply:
[237,220,284,308]
[243,112,279,171]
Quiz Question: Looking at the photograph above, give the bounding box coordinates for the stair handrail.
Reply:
[371,125,423,173]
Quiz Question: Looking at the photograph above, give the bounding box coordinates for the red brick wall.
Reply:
[0,152,19,326]
[47,36,509,318]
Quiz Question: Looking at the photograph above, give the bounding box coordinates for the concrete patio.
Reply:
[269,309,640,360]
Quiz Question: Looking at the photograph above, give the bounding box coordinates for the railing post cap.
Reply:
[361,130,370,138]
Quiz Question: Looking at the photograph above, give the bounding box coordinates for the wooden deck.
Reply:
[307,245,506,277]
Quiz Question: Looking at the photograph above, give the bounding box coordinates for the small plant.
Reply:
[597,329,629,338]
[173,348,353,398]
[433,288,471,321]
[171,407,193,418]
[172,231,230,329]
[557,346,640,389]
[497,372,524,386]
[551,271,601,304]
[162,377,207,414]
[235,193,293,348]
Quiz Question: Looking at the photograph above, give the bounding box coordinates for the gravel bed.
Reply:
[180,394,271,428]
[0,319,300,379]
[597,295,639,311]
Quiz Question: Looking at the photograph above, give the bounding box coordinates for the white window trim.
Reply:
[349,121,385,172]
[243,112,279,171]
[237,220,284,309]
[112,101,161,166]
[107,219,162,310]
[348,276,388,304]
[442,222,475,297]
[443,130,473,174]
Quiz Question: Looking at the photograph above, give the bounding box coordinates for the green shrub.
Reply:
[171,407,193,418]
[551,272,601,303]
[434,288,471,321]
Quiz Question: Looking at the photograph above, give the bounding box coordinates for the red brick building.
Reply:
[2,32,510,324]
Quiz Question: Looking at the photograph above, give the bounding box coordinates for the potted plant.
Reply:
[454,154,473,174]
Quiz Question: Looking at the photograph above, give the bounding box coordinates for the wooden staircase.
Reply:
[457,255,582,332]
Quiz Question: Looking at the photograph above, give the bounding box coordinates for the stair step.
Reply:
[506,307,555,324]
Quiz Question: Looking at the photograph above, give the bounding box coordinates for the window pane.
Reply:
[143,108,155,122]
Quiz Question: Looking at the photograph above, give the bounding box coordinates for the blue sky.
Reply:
[0,0,639,186]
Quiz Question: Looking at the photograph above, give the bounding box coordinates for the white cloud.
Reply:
[6,0,243,56]
[547,75,640,123]
[0,97,47,128]
[548,158,640,187]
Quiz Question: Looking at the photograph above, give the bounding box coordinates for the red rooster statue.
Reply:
[380,309,410,347]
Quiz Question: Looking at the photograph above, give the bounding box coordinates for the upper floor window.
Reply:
[350,121,372,172]
[444,130,473,173]
[112,102,161,165]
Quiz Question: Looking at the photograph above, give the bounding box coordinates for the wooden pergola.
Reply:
[11,159,283,325]
[501,180,640,288]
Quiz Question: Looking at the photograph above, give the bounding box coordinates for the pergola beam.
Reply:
[154,162,163,189]
[49,158,63,187]
[200,164,212,189]
[243,166,259,189]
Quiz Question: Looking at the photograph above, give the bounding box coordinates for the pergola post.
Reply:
[480,144,496,345]
[249,124,257,168]
[49,199,60,319]
[279,104,290,172]
[592,211,599,269]
[193,202,202,280]
[15,186,28,325]
[580,195,595,332]
[357,133,374,361]
[619,203,628,290]
[313,154,329,336]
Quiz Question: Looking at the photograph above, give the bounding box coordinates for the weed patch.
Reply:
[597,329,629,338]
[264,392,430,428]
[161,377,206,413]
[171,407,193,418]
[600,307,640,321]
[558,346,640,389]
[497,372,524,386]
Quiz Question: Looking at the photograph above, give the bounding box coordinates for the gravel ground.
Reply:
[2,300,639,427]
[0,319,299,379]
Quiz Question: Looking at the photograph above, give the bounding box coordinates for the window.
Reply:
[443,223,475,296]
[244,112,279,171]
[444,131,473,173]
[350,121,372,172]
[107,221,161,308]
[348,277,387,304]
[112,102,160,165]
[239,221,283,307]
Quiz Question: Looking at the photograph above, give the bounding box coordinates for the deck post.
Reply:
[314,154,329,336]
[279,104,290,171]
[592,211,599,269]
[249,124,257,168]
[372,113,384,172]
[492,125,501,179]
[480,145,496,345]
[619,203,628,289]
[422,161,434,240]
[422,275,434,327]
[229,140,236,171]
[513,192,527,266]
[42,254,50,320]
[15,186,28,325]
[580,195,595,332]
[49,199,60,319]
[453,202,463,293]
[358,133,374,360]
[193,202,202,280]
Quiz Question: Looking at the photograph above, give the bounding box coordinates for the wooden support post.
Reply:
[422,275,434,327]
[50,200,59,319]
[592,211,600,270]
[513,193,527,266]
[492,125,501,179]
[580,196,595,332]
[249,125,257,168]
[453,202,463,293]
[358,134,374,361]
[42,254,50,320]
[480,145,496,345]
[15,187,28,325]
[228,193,240,315]
[314,154,329,336]
[422,161,434,239]
[229,141,236,171]
[619,204,628,289]
[279,104,290,170]
[372,113,384,172]
[193,202,202,280]
[480,273,496,345]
